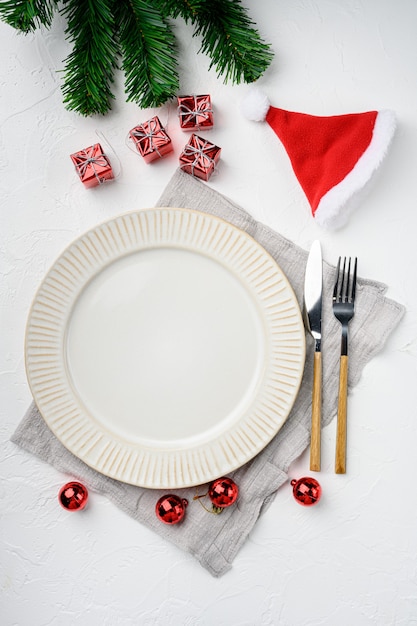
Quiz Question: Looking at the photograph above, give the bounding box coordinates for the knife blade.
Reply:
[304,240,323,472]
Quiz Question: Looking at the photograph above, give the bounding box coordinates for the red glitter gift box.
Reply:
[70,143,114,188]
[177,94,214,131]
[129,116,173,163]
[179,134,221,181]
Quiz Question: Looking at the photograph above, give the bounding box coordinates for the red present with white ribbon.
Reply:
[177,94,214,131]
[129,116,173,163]
[179,134,221,181]
[70,143,114,188]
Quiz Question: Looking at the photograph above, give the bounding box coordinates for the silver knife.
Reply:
[304,240,323,472]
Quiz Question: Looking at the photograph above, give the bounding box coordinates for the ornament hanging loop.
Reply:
[193,487,221,514]
[94,129,122,179]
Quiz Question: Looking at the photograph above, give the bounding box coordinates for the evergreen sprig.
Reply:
[114,0,179,108]
[61,0,118,115]
[157,0,273,84]
[0,0,58,32]
[0,0,273,116]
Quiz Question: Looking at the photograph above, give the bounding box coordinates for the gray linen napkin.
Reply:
[12,168,405,577]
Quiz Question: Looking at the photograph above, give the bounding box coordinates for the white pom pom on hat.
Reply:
[240,88,396,229]
[240,89,271,122]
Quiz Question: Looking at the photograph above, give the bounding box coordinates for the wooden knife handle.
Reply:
[309,350,322,472]
[335,355,349,474]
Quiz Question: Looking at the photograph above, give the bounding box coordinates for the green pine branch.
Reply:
[0,0,58,32]
[114,0,179,108]
[198,0,273,83]
[157,0,273,83]
[61,0,118,115]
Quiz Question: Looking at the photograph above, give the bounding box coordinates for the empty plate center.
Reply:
[66,247,265,446]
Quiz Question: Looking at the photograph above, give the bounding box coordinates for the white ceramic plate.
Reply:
[25,208,305,489]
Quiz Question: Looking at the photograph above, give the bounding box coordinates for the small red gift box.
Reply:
[179,134,221,181]
[70,143,114,188]
[177,94,214,131]
[129,116,173,163]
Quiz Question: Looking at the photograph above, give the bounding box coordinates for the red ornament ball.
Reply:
[208,477,239,509]
[58,481,88,511]
[155,494,188,525]
[291,477,322,506]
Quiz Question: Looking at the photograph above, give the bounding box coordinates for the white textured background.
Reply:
[1,1,417,624]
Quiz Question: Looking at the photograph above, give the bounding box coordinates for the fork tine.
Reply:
[346,257,352,302]
[333,256,341,300]
[351,257,357,302]
[341,257,348,301]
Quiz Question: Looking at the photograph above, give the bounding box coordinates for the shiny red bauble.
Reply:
[208,477,239,509]
[155,494,188,525]
[58,481,89,511]
[291,477,322,506]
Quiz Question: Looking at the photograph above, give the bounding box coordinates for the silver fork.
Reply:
[332,256,357,474]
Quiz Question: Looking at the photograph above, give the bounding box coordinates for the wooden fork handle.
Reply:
[310,351,322,471]
[335,355,349,474]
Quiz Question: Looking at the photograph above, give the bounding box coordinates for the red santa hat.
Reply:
[241,89,396,229]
